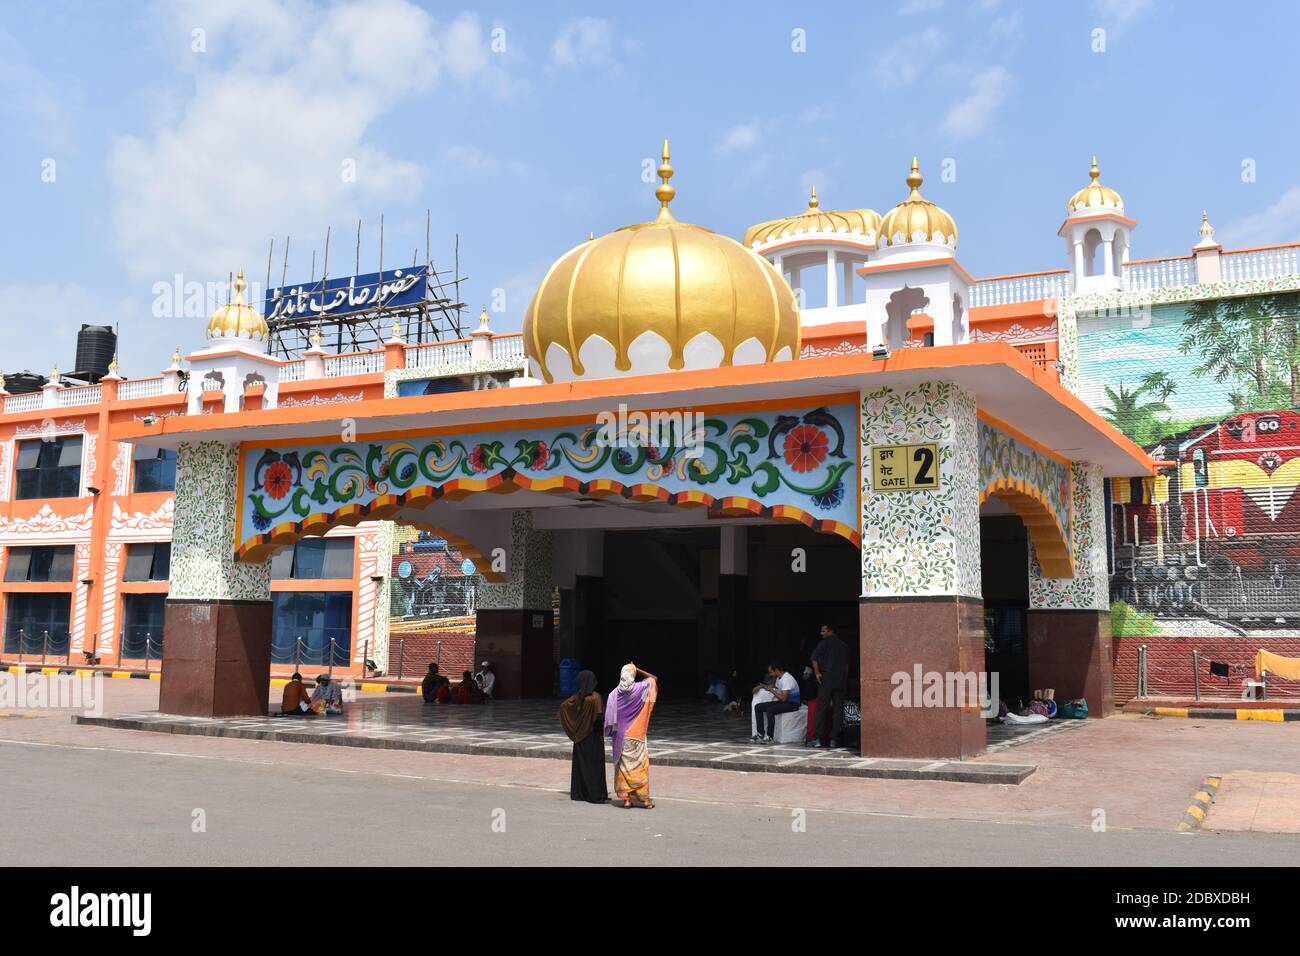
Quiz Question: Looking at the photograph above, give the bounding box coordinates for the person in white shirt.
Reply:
[751,662,801,743]
[474,661,496,700]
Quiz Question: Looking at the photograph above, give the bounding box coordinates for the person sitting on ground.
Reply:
[451,670,483,704]
[703,670,728,705]
[751,661,801,743]
[280,672,316,716]
[310,674,344,715]
[475,661,496,701]
[421,663,450,704]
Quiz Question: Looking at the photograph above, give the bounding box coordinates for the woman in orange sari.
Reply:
[604,662,658,809]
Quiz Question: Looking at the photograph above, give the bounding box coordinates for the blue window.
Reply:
[15,436,81,499]
[121,594,166,660]
[132,446,177,493]
[3,593,72,655]
[271,538,354,580]
[272,591,352,666]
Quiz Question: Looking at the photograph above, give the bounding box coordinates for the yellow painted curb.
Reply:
[149,673,160,681]
[110,671,132,679]
[1237,709,1284,721]
[75,669,94,677]
[1154,706,1189,718]
[40,667,59,676]
[270,678,288,687]
[359,682,387,693]
[7,666,23,674]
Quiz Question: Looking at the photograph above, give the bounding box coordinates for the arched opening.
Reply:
[1082,228,1104,277]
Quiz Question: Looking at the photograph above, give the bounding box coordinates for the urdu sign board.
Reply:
[263,266,428,323]
[870,443,939,492]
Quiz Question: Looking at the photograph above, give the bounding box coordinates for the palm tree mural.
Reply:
[1100,375,1175,445]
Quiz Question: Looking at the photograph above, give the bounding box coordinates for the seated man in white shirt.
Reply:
[474,661,496,701]
[751,661,801,743]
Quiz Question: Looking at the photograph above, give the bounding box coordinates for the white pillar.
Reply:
[825,249,838,309]
[1102,237,1115,278]
[1073,239,1085,284]
[842,258,855,306]
[720,526,747,576]
[789,268,803,305]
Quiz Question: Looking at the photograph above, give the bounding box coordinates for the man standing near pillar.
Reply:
[810,625,848,748]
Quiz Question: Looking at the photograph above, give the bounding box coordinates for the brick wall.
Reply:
[1113,634,1300,702]
[385,631,475,680]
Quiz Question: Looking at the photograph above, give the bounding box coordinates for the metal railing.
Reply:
[117,377,166,400]
[118,629,164,665]
[7,629,72,666]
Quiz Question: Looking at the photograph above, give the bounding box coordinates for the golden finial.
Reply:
[108,353,119,376]
[1089,156,1100,183]
[308,326,322,350]
[479,305,490,326]
[906,157,923,196]
[1199,209,1214,238]
[808,185,820,210]
[233,268,247,305]
[654,138,676,222]
[391,315,402,339]
[588,231,595,241]
[172,345,182,364]
[50,362,59,383]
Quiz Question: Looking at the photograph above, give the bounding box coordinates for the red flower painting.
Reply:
[264,461,293,499]
[783,425,829,473]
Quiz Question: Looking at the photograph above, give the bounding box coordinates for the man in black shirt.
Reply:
[810,624,848,748]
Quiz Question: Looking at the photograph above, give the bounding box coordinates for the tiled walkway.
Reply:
[76,696,1064,784]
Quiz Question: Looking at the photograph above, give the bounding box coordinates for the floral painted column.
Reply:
[1027,462,1114,716]
[858,381,987,758]
[474,510,554,699]
[160,440,274,717]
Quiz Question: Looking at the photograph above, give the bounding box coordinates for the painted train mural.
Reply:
[1078,290,1300,636]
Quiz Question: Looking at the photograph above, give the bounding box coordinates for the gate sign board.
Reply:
[871,443,939,492]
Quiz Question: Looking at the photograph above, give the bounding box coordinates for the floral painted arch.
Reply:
[234,402,862,565]
[980,477,1074,578]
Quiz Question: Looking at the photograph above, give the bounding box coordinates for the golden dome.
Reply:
[1067,156,1124,214]
[877,158,958,247]
[743,187,881,247]
[524,141,799,384]
[206,270,268,343]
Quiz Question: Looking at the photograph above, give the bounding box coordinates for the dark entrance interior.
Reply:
[980,514,1030,708]
[584,524,860,700]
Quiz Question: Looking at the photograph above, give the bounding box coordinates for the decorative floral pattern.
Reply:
[476,510,555,611]
[860,381,981,598]
[277,391,365,408]
[977,421,1071,554]
[0,503,93,544]
[170,441,271,601]
[109,499,175,540]
[236,403,859,558]
[1029,463,1108,610]
[111,441,131,496]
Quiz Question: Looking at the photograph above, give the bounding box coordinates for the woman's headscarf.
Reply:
[558,669,601,742]
[618,662,637,691]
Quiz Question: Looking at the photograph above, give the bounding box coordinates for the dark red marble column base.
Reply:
[159,599,272,718]
[1027,609,1114,717]
[474,608,554,699]
[859,596,987,759]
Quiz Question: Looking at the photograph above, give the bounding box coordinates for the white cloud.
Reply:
[108,0,510,284]
[550,17,618,71]
[900,0,944,13]
[941,66,1013,140]
[1218,187,1300,248]
[0,27,72,149]
[872,28,944,89]
[716,121,765,154]
[1094,0,1154,35]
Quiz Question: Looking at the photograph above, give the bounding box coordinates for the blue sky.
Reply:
[4,0,1300,378]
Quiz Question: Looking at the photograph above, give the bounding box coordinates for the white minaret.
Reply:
[1060,157,1134,295]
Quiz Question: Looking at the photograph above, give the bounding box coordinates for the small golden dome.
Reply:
[877,158,958,247]
[743,186,881,247]
[1199,210,1214,238]
[1067,156,1124,214]
[206,270,268,343]
[525,140,799,384]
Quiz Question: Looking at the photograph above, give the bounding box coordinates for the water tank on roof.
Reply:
[3,372,47,394]
[74,325,117,382]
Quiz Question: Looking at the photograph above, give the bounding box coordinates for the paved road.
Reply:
[4,736,1298,866]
